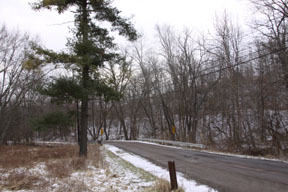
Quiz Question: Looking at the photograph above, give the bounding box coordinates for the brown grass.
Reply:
[46,159,71,178]
[55,179,91,192]
[87,144,105,168]
[71,156,87,170]
[0,144,104,191]
[0,144,78,169]
[2,170,48,190]
[45,157,87,178]
[151,179,185,192]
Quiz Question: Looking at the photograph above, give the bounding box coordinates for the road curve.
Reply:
[106,141,288,192]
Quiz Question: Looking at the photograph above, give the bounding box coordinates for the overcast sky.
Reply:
[0,0,252,51]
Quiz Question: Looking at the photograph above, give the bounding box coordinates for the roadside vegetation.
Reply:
[0,144,95,191]
[106,149,157,183]
[0,144,183,192]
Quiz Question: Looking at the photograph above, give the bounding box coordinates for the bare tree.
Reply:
[0,24,47,143]
[251,0,288,87]
[201,12,246,149]
[250,0,288,156]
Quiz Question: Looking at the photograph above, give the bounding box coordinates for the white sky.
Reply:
[0,0,252,51]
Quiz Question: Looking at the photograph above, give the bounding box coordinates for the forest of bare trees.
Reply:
[1,0,288,156]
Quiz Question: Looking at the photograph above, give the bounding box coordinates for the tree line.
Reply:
[0,0,288,157]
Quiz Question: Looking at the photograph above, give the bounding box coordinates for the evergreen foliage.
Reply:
[29,0,137,156]
[38,76,122,104]
[39,77,84,104]
[31,111,76,140]
[32,111,75,132]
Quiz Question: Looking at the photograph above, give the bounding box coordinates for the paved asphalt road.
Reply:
[106,141,288,192]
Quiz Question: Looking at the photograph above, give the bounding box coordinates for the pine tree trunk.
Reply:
[80,65,89,157]
[79,0,89,157]
[76,99,81,145]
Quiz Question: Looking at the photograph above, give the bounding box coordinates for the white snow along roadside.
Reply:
[105,144,217,192]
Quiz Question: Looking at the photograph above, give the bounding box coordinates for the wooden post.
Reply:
[168,161,178,190]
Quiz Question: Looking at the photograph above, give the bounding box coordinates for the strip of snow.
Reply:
[140,138,205,149]
[113,140,288,164]
[33,141,75,146]
[198,149,288,164]
[113,140,183,150]
[105,144,217,192]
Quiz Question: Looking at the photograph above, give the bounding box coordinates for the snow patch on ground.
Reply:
[105,144,217,192]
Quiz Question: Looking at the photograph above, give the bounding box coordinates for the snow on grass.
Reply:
[67,148,155,192]
[1,163,50,192]
[104,151,155,191]
[0,145,156,192]
[105,144,217,192]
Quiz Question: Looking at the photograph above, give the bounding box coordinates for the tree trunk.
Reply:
[190,119,198,143]
[80,65,89,157]
[79,0,89,157]
[76,99,81,145]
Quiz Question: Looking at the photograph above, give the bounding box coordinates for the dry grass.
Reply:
[45,157,87,178]
[1,144,162,192]
[2,170,49,190]
[0,144,78,169]
[71,156,87,170]
[0,144,104,191]
[46,159,71,178]
[87,144,105,169]
[55,179,91,192]
[151,179,185,192]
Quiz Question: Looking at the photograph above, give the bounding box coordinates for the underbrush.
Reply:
[0,144,78,168]
[206,142,288,160]
[0,144,176,192]
[106,150,157,183]
[0,144,103,191]
[106,148,185,192]
[151,179,184,192]
[2,170,49,191]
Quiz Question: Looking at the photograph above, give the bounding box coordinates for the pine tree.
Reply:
[29,0,137,156]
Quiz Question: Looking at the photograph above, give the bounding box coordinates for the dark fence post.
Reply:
[168,161,178,190]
